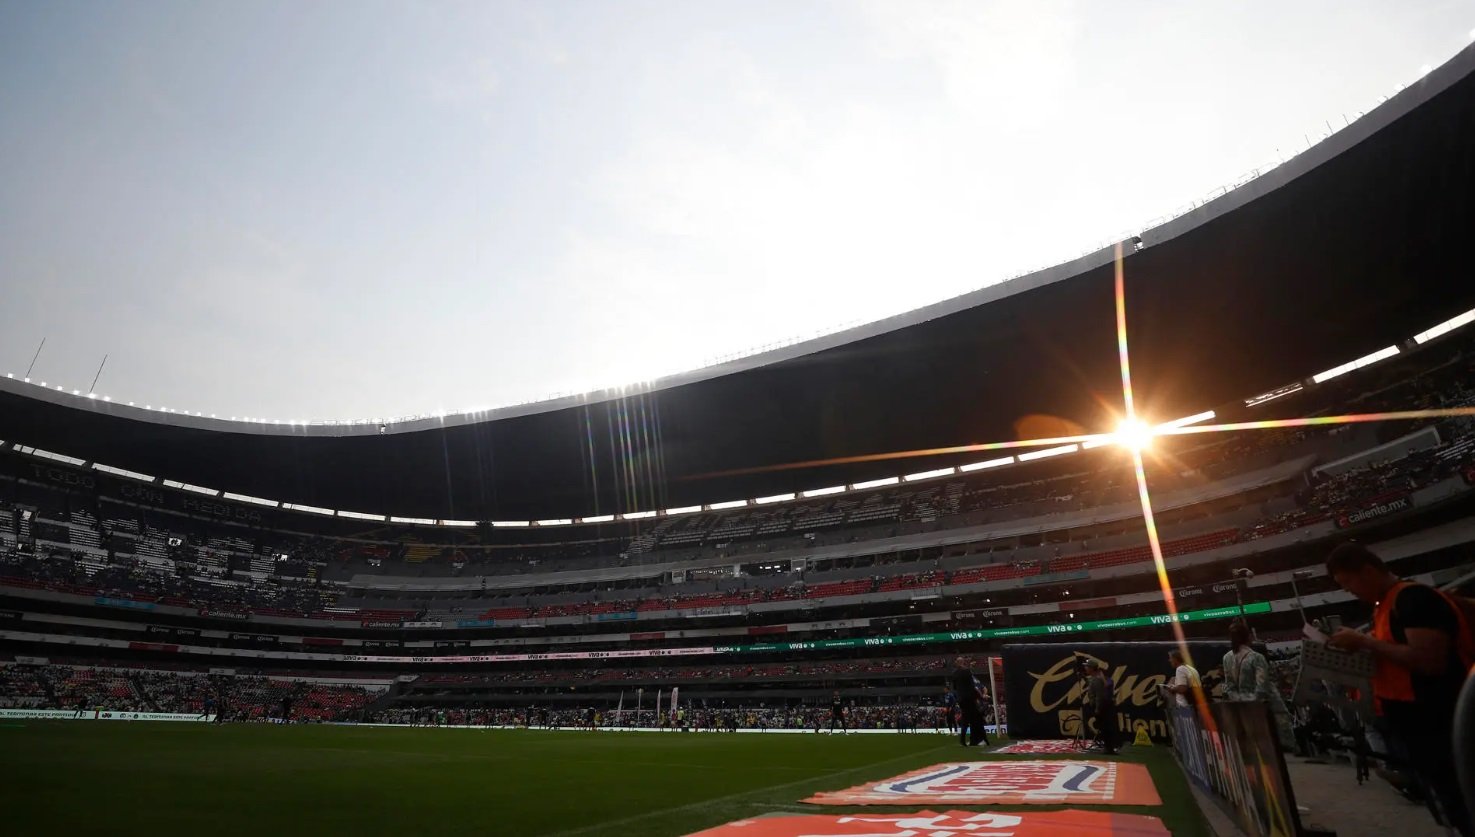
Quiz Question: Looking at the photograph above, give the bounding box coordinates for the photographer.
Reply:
[1086,659,1119,755]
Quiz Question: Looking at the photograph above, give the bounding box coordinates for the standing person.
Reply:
[1222,619,1295,750]
[1167,649,1201,708]
[1086,660,1119,755]
[972,676,992,746]
[950,658,986,747]
[1325,543,1475,836]
[828,692,846,734]
[943,687,957,733]
[279,695,293,724]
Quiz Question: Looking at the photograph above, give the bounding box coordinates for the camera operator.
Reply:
[1085,658,1119,755]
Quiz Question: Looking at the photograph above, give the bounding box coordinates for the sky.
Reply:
[1,1,1471,422]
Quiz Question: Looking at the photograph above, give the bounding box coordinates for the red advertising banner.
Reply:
[686,809,1170,836]
[993,740,1092,754]
[803,761,1161,806]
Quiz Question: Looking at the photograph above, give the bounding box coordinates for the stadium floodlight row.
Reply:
[10,299,1474,528]
[5,327,1468,587]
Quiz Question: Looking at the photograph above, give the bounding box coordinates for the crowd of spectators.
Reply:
[0,550,338,618]
[365,701,1005,732]
[1243,438,1469,539]
[0,662,382,721]
[418,656,952,688]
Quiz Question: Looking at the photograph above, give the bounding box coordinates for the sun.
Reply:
[1116,418,1155,451]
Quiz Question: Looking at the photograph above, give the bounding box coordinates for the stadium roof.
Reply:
[4,45,1475,522]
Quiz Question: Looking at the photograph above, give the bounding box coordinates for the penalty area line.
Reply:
[545,742,957,837]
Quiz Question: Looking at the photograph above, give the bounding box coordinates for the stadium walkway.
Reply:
[1283,755,1446,837]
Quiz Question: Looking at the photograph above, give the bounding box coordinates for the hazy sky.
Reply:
[1,1,1470,421]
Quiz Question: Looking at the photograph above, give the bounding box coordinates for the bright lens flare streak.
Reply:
[1112,244,1203,706]
[1154,407,1475,438]
[700,431,1117,478]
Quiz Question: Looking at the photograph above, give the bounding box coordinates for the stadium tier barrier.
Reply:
[343,722,1006,735]
[0,708,212,722]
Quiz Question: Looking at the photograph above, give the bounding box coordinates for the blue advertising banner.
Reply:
[595,611,639,622]
[94,597,155,611]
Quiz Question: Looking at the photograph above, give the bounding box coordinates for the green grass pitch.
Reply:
[0,723,1207,836]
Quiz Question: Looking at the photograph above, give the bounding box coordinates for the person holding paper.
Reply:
[1325,542,1475,836]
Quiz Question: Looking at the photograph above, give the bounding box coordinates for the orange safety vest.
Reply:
[1370,581,1475,711]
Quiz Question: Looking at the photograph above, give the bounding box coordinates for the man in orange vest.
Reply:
[1326,542,1474,836]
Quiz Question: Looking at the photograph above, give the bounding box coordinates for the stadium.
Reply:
[4,10,1475,837]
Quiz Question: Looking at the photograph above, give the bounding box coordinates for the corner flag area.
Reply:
[0,724,1207,836]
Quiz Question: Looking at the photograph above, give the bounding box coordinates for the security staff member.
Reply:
[1326,543,1474,835]
[950,658,988,747]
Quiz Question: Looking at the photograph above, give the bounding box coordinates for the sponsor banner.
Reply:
[127,641,179,653]
[95,596,155,611]
[361,620,404,629]
[687,607,741,618]
[361,639,401,649]
[1335,494,1413,528]
[197,608,249,621]
[0,709,212,722]
[179,495,263,523]
[993,739,1092,754]
[1169,703,1303,837]
[747,625,788,636]
[954,608,1007,620]
[1002,641,1233,743]
[630,631,666,641]
[715,603,1269,654]
[342,646,719,664]
[803,761,1161,807]
[208,667,236,675]
[1210,582,1240,595]
[15,655,49,665]
[0,610,23,623]
[228,633,280,645]
[433,640,471,649]
[28,462,97,489]
[595,611,639,622]
[455,619,496,628]
[872,614,924,630]
[1175,586,1204,598]
[402,621,444,629]
[301,637,344,647]
[686,809,1171,837]
[147,625,201,639]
